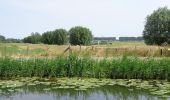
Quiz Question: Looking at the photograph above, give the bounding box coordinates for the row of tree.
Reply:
[2,7,170,46]
[23,6,170,46]
[23,26,93,45]
[0,35,21,43]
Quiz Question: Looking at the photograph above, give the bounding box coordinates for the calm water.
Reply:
[0,85,169,100]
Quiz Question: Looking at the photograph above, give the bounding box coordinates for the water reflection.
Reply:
[0,85,169,100]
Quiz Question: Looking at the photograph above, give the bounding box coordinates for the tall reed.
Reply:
[1,54,170,80]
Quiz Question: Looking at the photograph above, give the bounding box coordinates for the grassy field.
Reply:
[0,41,169,58]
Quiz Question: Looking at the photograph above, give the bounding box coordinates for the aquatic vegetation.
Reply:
[1,55,170,80]
[0,78,170,97]
[1,53,170,97]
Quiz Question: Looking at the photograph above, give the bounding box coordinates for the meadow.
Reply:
[0,41,169,58]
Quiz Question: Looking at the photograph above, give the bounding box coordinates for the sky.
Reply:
[0,0,170,39]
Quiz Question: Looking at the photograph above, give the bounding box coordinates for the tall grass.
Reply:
[1,54,170,80]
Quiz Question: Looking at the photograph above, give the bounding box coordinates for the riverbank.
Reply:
[0,55,170,80]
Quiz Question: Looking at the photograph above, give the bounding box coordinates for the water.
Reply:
[0,85,169,100]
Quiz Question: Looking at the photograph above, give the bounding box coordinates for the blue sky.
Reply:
[0,0,170,39]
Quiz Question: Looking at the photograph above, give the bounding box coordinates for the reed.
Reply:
[0,54,170,80]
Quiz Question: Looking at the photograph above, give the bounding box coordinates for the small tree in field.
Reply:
[52,29,68,45]
[143,7,170,45]
[69,26,93,45]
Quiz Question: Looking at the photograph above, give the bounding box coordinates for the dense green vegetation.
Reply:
[52,29,68,45]
[69,26,93,45]
[1,55,170,80]
[0,35,6,42]
[42,29,68,45]
[143,7,170,45]
[21,26,93,45]
[23,32,42,44]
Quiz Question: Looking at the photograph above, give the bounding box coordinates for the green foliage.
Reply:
[1,55,170,80]
[42,31,53,44]
[42,29,68,45]
[0,35,6,42]
[23,32,42,44]
[143,7,170,45]
[52,29,68,45]
[21,26,93,45]
[69,26,93,45]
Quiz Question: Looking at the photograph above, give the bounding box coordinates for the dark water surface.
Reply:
[0,85,169,100]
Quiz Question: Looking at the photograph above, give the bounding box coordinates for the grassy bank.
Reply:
[0,55,170,80]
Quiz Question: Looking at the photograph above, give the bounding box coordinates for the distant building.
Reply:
[92,36,143,44]
[93,37,116,41]
[92,37,116,45]
[119,37,143,41]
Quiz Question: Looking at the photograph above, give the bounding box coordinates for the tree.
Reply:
[52,29,68,45]
[23,36,32,43]
[42,31,53,44]
[31,32,42,44]
[143,7,170,45]
[69,26,93,45]
[23,32,42,44]
[0,35,5,42]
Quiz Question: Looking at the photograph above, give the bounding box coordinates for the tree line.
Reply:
[20,7,170,46]
[1,7,170,46]
[23,26,92,45]
[0,35,21,43]
[0,26,93,45]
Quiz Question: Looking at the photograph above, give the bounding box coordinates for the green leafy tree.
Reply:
[23,36,32,43]
[42,31,53,44]
[23,32,42,44]
[30,32,42,44]
[0,35,6,42]
[52,29,68,45]
[143,7,170,45]
[69,26,93,45]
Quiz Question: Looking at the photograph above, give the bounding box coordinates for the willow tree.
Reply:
[143,7,170,45]
[69,26,93,45]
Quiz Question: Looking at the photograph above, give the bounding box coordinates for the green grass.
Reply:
[0,43,45,57]
[1,54,170,80]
